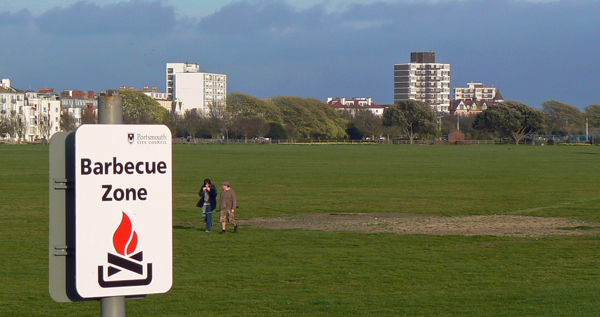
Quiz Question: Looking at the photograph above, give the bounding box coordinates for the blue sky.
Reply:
[1,0,599,109]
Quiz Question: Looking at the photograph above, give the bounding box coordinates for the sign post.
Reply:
[49,91,172,316]
[98,90,125,317]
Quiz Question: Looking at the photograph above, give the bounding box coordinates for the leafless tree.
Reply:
[60,111,78,132]
[284,123,298,142]
[353,109,384,140]
[37,113,53,144]
[81,107,97,124]
[163,111,183,137]
[0,115,10,141]
[182,109,202,144]
[10,110,29,144]
[237,117,270,142]
[206,101,235,140]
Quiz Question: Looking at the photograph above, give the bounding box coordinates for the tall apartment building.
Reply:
[166,62,227,115]
[393,52,451,112]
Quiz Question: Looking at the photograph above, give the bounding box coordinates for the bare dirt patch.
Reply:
[244,213,600,237]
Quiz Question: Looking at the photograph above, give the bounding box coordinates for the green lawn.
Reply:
[2,143,600,316]
[173,143,600,221]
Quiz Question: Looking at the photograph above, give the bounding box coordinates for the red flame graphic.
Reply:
[113,212,138,256]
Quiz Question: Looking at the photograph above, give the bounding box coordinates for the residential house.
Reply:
[326,97,387,117]
[449,82,504,116]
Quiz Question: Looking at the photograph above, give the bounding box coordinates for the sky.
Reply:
[1,0,599,109]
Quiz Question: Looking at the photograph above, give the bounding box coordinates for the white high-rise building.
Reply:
[166,62,227,115]
[393,52,451,112]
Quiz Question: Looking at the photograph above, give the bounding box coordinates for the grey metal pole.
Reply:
[98,90,126,317]
[98,90,123,124]
[101,296,126,317]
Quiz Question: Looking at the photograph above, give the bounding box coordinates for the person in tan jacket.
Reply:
[219,181,237,233]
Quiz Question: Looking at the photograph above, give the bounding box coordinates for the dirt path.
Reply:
[244,213,600,237]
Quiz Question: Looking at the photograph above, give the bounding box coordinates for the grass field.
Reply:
[2,143,600,315]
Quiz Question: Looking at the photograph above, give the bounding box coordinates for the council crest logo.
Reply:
[128,133,135,144]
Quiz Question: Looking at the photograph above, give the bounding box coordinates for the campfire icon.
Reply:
[98,212,153,288]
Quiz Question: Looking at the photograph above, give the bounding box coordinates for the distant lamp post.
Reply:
[586,117,589,142]
[456,115,460,131]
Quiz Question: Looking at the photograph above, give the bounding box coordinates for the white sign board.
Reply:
[75,124,172,298]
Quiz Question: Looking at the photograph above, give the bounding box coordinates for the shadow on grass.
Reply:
[558,225,600,231]
[173,225,196,230]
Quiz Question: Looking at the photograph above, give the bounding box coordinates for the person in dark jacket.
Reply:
[197,178,218,232]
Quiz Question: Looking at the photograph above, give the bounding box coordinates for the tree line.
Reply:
[385,100,600,145]
[58,90,600,145]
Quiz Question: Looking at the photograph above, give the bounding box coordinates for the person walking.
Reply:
[197,178,217,232]
[219,181,237,234]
